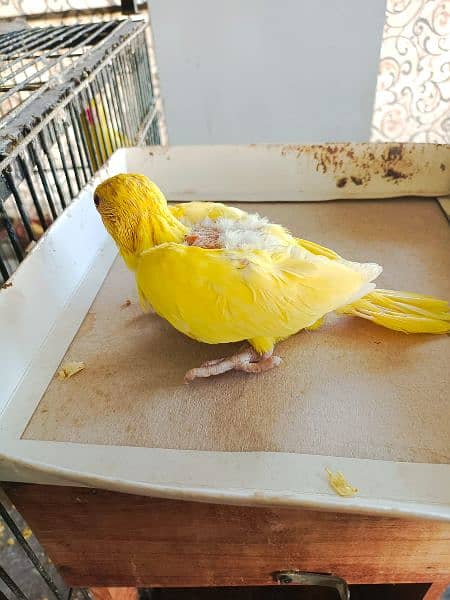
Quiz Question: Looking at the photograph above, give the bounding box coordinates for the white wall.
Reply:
[150,0,386,144]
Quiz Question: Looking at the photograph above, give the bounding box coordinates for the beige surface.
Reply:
[24,199,450,463]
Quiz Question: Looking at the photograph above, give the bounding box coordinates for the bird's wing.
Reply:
[170,201,247,224]
[296,238,341,260]
[136,242,374,345]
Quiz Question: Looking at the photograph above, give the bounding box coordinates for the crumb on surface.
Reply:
[22,527,32,540]
[121,299,132,308]
[57,361,85,380]
[325,468,358,497]
[7,537,15,546]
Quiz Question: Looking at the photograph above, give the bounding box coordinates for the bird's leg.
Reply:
[184,345,282,383]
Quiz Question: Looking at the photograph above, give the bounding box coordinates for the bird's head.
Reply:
[94,174,187,267]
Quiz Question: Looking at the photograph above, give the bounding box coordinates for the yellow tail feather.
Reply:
[337,289,450,334]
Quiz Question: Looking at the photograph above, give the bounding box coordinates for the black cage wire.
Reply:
[0,17,160,600]
[0,18,161,286]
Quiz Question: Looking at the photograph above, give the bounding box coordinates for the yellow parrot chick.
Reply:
[94,174,450,382]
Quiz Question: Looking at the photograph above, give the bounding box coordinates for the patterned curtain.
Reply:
[372,0,450,143]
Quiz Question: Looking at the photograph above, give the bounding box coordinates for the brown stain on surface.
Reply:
[387,146,403,161]
[280,142,429,187]
[384,168,408,181]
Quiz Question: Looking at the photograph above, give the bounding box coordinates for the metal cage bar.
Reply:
[0,19,161,285]
[0,502,63,600]
[0,565,30,600]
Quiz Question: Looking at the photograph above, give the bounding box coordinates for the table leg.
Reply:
[422,582,449,600]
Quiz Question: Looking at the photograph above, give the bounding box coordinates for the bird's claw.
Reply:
[184,346,281,383]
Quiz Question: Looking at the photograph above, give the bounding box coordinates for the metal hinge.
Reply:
[274,571,350,600]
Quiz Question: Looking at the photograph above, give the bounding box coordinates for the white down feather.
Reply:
[188,214,285,251]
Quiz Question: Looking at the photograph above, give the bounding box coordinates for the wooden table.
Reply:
[3,484,449,600]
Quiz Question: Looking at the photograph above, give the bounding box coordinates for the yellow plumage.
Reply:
[169,199,450,336]
[94,174,450,381]
[80,93,129,170]
[136,243,371,353]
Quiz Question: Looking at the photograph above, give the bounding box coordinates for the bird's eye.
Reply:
[94,193,100,207]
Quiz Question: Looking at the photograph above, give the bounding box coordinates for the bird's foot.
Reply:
[184,345,281,383]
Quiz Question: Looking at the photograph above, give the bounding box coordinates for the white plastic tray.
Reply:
[0,144,449,520]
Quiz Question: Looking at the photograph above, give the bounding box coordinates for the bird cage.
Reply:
[0,19,160,285]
